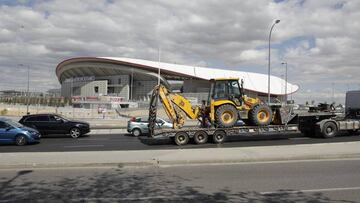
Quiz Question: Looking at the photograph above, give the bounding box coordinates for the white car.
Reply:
[127,117,173,136]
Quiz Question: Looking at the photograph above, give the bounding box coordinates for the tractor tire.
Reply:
[248,104,272,126]
[215,104,238,128]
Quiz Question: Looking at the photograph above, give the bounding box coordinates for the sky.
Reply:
[0,0,359,104]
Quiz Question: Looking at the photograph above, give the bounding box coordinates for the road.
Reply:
[0,159,359,202]
[1,132,360,152]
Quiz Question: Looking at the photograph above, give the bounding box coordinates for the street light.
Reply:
[281,62,288,104]
[18,64,30,114]
[267,19,280,104]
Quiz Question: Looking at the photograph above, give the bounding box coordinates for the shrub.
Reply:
[0,109,8,116]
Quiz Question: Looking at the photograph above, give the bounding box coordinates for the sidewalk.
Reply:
[1,141,360,169]
[89,128,127,135]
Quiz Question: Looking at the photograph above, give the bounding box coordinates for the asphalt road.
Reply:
[1,132,360,152]
[0,159,359,202]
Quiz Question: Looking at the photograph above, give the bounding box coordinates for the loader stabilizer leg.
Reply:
[148,85,159,137]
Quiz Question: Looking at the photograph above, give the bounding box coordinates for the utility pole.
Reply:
[158,46,161,86]
[281,62,288,104]
[26,65,30,114]
[331,82,335,103]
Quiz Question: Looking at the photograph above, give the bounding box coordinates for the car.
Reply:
[127,117,173,136]
[0,117,41,146]
[19,114,90,138]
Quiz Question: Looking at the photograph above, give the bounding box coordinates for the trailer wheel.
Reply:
[194,131,208,144]
[321,121,337,138]
[174,132,189,146]
[212,130,226,144]
[215,104,238,128]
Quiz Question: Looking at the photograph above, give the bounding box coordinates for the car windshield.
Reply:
[6,120,23,128]
[135,117,148,122]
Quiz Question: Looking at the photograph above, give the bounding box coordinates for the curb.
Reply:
[1,142,360,169]
[1,154,360,170]
[88,128,128,135]
[154,154,360,167]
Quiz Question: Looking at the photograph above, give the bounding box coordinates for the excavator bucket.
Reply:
[148,85,159,137]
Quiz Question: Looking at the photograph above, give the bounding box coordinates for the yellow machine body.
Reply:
[149,78,273,131]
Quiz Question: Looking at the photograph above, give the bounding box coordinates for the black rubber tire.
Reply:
[70,127,81,138]
[212,130,226,144]
[193,131,208,145]
[215,104,238,128]
[248,104,272,126]
[174,132,189,146]
[321,122,337,138]
[15,135,27,146]
[132,128,142,137]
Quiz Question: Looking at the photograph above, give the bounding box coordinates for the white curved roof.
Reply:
[101,57,299,95]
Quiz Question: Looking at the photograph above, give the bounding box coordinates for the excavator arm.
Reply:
[148,84,200,136]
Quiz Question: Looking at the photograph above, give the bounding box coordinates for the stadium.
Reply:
[56,57,299,108]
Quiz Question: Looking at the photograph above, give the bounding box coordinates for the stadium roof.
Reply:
[56,57,299,96]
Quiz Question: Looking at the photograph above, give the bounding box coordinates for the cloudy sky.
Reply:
[0,0,359,104]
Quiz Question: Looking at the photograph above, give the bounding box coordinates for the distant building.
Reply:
[0,90,25,97]
[0,90,44,97]
[46,88,61,97]
[56,57,299,105]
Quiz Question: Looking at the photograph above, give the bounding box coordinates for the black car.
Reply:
[19,114,90,138]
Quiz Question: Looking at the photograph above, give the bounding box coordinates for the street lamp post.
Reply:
[267,19,280,104]
[281,62,288,104]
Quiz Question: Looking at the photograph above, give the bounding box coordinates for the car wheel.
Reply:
[132,128,142,137]
[70,127,81,138]
[15,135,27,146]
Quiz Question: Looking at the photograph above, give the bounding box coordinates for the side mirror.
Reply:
[6,127,13,131]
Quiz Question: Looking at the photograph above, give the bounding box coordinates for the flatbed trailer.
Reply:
[153,124,299,145]
[149,111,346,146]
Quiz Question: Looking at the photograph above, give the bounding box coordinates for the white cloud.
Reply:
[239,49,266,62]
[0,0,358,104]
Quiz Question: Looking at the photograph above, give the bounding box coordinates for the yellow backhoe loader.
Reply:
[148,78,281,136]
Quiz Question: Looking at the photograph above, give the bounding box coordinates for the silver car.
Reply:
[127,117,173,136]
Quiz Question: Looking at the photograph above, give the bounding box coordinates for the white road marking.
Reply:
[71,196,184,201]
[63,145,104,148]
[261,186,360,195]
[159,157,360,168]
[79,138,110,141]
[289,137,310,140]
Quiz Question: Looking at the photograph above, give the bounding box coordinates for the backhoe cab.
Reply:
[208,78,272,128]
